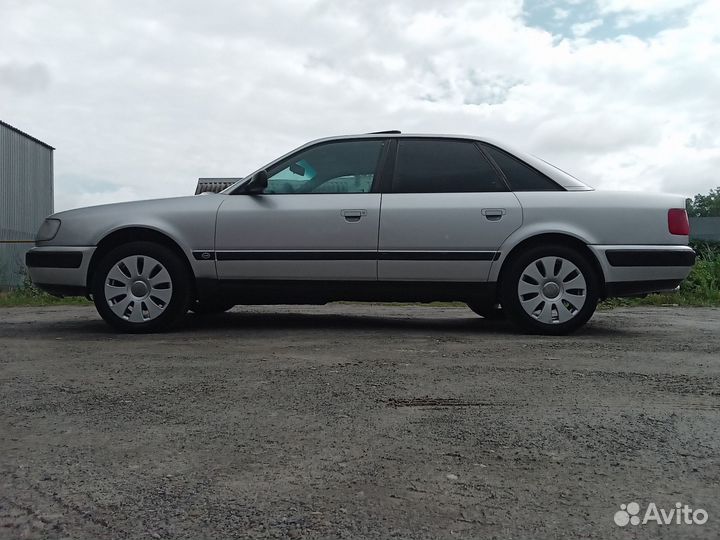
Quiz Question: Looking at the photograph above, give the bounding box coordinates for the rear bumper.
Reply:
[589,245,695,298]
[605,279,683,297]
[25,246,95,296]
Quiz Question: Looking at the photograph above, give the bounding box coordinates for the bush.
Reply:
[679,245,720,303]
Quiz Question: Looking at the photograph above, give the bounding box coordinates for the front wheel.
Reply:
[500,245,599,335]
[91,241,192,333]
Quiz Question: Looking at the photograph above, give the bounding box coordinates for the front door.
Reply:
[378,138,522,281]
[215,139,387,280]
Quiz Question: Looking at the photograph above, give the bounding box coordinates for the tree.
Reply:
[686,187,720,217]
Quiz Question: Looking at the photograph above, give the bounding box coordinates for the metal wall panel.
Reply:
[690,217,720,242]
[0,122,54,288]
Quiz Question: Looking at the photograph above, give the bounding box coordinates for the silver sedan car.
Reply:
[27,132,695,334]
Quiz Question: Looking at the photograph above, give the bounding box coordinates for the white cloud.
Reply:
[0,0,718,210]
[54,186,141,214]
[554,8,570,21]
[571,18,604,37]
[597,0,702,27]
[597,0,701,15]
[0,61,51,93]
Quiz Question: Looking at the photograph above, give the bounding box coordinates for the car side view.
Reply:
[26,132,696,334]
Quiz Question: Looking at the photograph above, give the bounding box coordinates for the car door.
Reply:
[215,138,387,280]
[378,138,522,281]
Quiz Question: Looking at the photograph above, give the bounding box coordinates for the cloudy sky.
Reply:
[1,0,718,211]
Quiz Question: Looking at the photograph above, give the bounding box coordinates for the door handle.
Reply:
[481,208,506,221]
[341,209,367,222]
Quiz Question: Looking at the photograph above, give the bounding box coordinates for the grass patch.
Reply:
[0,277,90,308]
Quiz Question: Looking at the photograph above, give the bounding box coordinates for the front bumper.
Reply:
[589,244,696,297]
[25,246,96,296]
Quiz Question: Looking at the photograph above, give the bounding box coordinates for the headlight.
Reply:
[36,218,61,241]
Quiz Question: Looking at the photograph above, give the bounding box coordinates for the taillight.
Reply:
[668,208,690,235]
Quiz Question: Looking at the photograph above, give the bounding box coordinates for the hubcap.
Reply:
[517,256,587,324]
[130,281,149,297]
[104,255,173,323]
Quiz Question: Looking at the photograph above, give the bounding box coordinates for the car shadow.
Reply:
[182,310,508,333]
[0,306,631,339]
[174,308,629,338]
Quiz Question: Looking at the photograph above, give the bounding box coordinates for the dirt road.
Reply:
[1,305,718,539]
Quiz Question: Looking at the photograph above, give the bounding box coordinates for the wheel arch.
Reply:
[87,227,196,296]
[493,233,607,298]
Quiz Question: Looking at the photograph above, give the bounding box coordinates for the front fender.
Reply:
[39,195,225,253]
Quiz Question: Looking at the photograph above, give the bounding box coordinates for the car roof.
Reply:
[308,132,486,143]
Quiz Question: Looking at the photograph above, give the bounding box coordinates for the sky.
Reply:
[1,0,718,211]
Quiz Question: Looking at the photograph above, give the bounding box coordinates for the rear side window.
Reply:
[392,140,506,193]
[482,144,562,191]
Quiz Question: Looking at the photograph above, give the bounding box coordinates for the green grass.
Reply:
[0,277,90,308]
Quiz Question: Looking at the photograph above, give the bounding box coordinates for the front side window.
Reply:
[482,144,561,191]
[392,139,505,193]
[264,140,384,194]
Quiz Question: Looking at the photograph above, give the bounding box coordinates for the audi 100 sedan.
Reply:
[27,132,695,334]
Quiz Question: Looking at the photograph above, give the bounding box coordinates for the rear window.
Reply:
[482,144,562,192]
[392,139,505,193]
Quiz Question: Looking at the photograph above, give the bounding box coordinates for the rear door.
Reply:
[215,139,387,280]
[378,138,522,281]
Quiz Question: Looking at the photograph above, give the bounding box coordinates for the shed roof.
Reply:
[0,119,55,150]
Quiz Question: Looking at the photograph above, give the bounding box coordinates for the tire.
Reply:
[500,244,599,335]
[189,300,235,315]
[467,302,505,320]
[91,241,192,333]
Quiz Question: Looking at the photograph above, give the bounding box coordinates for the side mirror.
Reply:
[243,170,268,194]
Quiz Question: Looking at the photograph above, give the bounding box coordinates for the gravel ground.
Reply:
[1,304,719,539]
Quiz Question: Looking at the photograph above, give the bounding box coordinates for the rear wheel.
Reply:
[91,241,192,332]
[500,244,599,335]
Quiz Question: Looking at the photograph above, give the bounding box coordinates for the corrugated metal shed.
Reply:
[195,177,240,194]
[0,120,54,289]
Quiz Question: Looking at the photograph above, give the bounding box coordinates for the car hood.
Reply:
[50,194,223,220]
